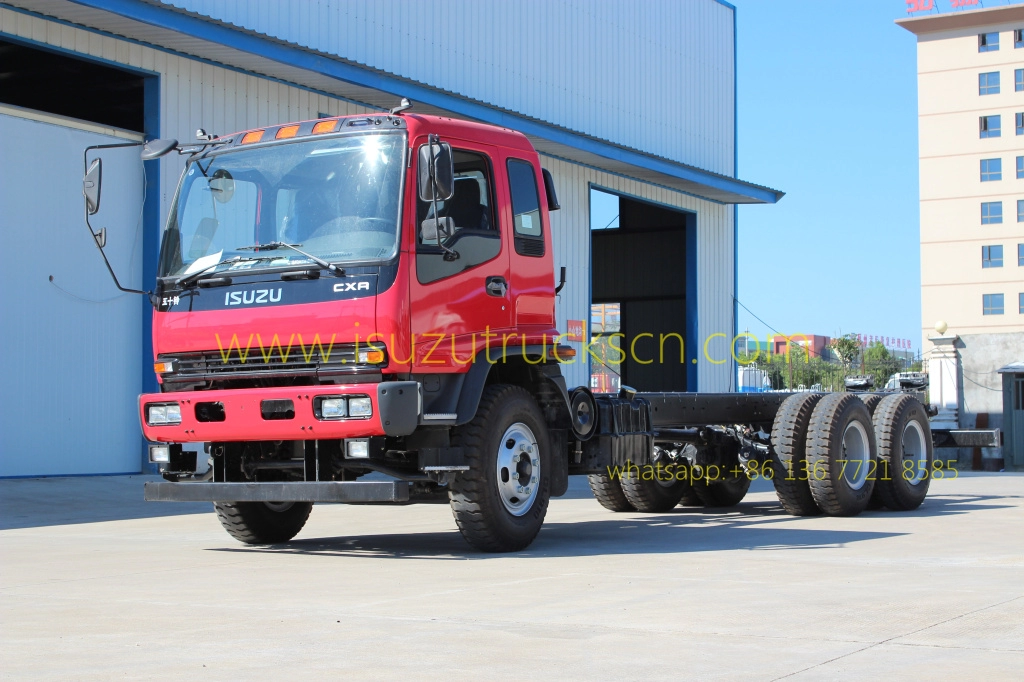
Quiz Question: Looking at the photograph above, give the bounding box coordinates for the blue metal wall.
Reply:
[159,0,737,176]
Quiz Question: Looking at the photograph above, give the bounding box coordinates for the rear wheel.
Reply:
[872,394,933,511]
[587,474,635,512]
[449,384,551,552]
[770,393,825,516]
[806,393,877,516]
[620,464,689,512]
[213,501,313,544]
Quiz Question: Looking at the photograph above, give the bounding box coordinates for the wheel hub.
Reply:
[901,420,927,485]
[841,420,871,490]
[496,422,539,516]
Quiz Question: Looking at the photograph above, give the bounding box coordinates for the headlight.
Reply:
[147,403,182,426]
[321,397,347,419]
[348,397,372,417]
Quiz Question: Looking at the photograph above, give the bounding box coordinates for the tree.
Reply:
[863,341,903,390]
[829,334,861,370]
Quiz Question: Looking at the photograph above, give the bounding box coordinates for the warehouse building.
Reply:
[898,5,1024,470]
[0,0,782,477]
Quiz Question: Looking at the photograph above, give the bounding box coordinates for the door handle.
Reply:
[485,276,507,297]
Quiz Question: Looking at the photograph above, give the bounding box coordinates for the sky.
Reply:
[732,0,927,353]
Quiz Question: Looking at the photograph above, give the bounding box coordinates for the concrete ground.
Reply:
[1,473,1021,681]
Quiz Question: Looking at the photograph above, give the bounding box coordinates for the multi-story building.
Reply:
[899,5,1024,468]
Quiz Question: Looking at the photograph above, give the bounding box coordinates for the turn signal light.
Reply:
[241,130,264,144]
[153,361,176,374]
[276,125,300,139]
[312,120,338,134]
[359,350,385,364]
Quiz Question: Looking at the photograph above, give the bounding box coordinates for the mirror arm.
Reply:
[555,266,567,294]
[426,134,459,262]
[83,142,157,307]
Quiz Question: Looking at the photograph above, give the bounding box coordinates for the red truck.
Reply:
[83,102,939,552]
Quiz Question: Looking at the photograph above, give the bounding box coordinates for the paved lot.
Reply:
[2,472,1022,680]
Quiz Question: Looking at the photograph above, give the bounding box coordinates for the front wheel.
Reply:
[449,384,551,552]
[213,501,313,544]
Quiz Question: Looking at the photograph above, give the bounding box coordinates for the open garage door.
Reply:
[590,189,694,392]
[0,107,145,476]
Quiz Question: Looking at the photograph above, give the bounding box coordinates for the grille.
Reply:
[159,344,383,385]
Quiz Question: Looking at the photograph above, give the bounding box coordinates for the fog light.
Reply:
[147,403,182,426]
[358,349,385,364]
[321,397,347,419]
[346,439,370,459]
[149,445,170,463]
[348,397,372,417]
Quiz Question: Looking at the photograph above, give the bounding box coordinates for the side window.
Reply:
[416,149,500,284]
[507,158,545,257]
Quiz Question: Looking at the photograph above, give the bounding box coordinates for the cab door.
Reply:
[409,140,512,370]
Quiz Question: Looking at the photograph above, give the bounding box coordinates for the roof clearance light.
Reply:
[312,120,338,134]
[241,130,264,144]
[276,125,300,140]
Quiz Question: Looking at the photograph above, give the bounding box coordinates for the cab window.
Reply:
[507,158,544,256]
[416,149,500,284]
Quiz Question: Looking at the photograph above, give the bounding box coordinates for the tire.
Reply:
[806,393,877,516]
[872,394,933,511]
[619,464,689,512]
[859,394,882,416]
[678,486,704,507]
[770,393,825,516]
[587,474,635,512]
[692,475,751,507]
[449,384,551,552]
[213,501,313,544]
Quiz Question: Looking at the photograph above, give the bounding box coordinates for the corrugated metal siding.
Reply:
[159,0,736,176]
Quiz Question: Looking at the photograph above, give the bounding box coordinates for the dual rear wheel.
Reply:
[769,392,933,516]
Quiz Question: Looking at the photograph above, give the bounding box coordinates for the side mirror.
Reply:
[542,168,560,211]
[141,138,178,161]
[417,140,454,202]
[83,158,102,215]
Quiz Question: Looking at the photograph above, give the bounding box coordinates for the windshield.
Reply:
[159,132,405,278]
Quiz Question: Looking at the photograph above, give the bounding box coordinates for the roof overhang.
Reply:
[6,0,783,204]
[896,4,1024,35]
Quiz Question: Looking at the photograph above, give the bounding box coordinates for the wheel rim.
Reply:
[841,420,871,490]
[495,422,539,516]
[901,420,927,485]
[264,501,294,512]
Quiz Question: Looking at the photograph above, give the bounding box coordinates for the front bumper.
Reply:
[139,381,419,442]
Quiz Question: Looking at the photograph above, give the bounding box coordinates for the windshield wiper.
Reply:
[237,242,344,276]
[174,255,273,288]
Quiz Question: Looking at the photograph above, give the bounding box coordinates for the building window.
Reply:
[980,115,1001,138]
[982,201,1003,224]
[1020,293,1024,314]
[1018,156,1024,179]
[982,245,1004,268]
[1016,29,1024,48]
[983,293,1004,315]
[981,158,1002,181]
[1018,69,1024,92]
[980,32,1000,52]
[1019,199,1024,222]
[979,71,1000,95]
[1019,243,1024,266]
